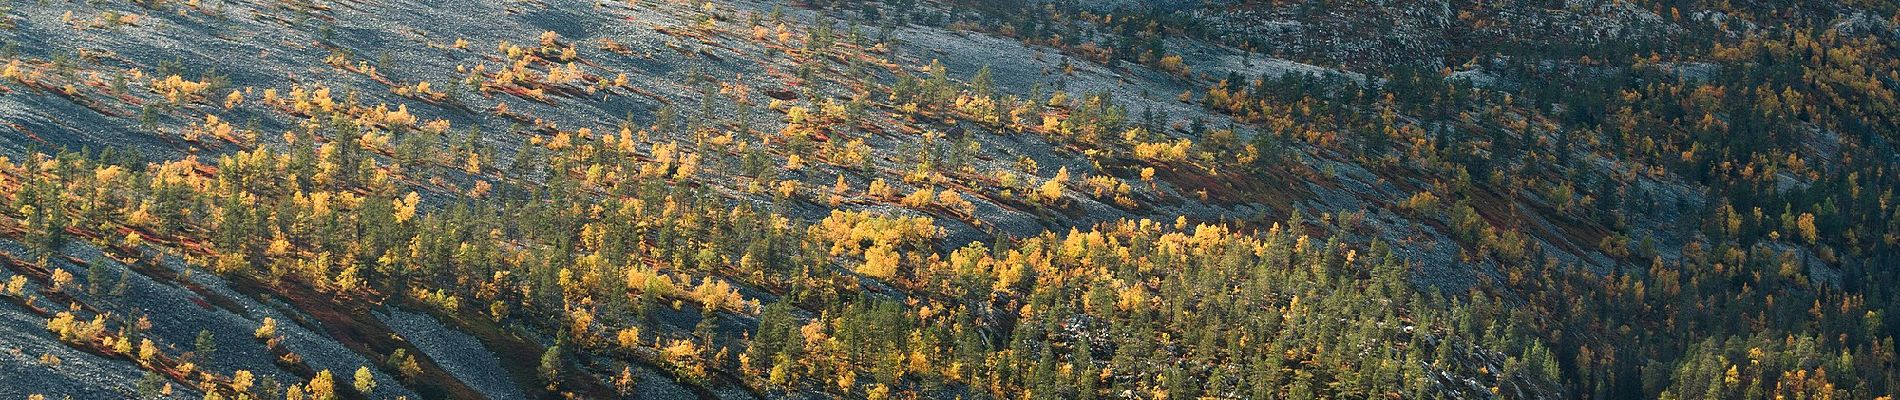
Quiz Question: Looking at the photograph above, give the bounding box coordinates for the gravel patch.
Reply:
[0,295,173,399]
[376,308,523,400]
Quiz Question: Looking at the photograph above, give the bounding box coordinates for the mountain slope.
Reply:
[0,0,1896,399]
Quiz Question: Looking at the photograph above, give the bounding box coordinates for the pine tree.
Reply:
[194,329,217,362]
[136,371,165,399]
[540,345,563,387]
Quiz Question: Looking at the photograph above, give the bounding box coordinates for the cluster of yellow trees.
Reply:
[153,74,213,104]
[811,210,940,278]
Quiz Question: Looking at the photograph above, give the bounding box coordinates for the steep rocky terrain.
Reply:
[0,0,1896,399]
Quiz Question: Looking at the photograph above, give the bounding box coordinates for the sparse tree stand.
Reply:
[0,0,1892,397]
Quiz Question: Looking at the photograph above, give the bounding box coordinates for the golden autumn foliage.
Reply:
[1035,167,1069,202]
[153,74,211,104]
[0,6,1892,398]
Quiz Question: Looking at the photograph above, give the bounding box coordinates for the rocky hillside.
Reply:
[0,0,1895,399]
